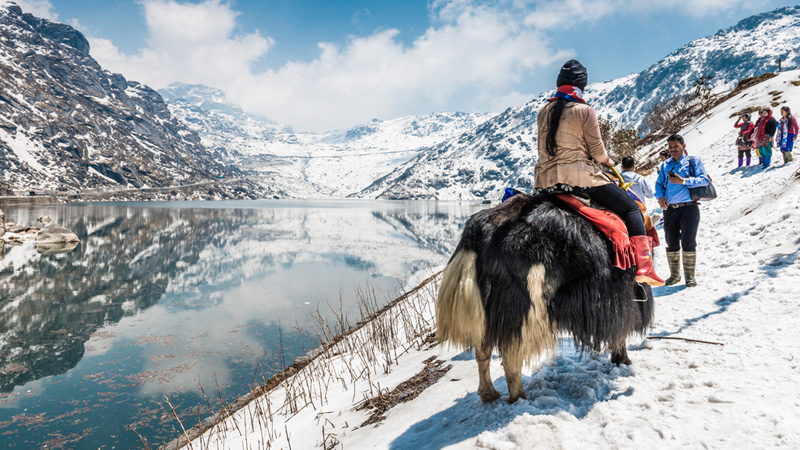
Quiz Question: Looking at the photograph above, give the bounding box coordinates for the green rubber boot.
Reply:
[665,251,682,286]
[683,251,697,287]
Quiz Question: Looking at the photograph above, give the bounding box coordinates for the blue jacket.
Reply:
[655,155,710,204]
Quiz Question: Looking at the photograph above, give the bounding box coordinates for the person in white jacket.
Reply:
[620,156,655,205]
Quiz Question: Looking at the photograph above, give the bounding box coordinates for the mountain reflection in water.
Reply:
[0,199,478,449]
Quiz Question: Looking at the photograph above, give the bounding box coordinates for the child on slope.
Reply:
[734,113,754,168]
[776,106,798,164]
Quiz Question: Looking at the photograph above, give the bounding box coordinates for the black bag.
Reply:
[735,136,752,149]
[688,157,717,201]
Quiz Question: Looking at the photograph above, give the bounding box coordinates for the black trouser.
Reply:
[663,204,700,252]
[583,183,645,236]
[738,149,752,158]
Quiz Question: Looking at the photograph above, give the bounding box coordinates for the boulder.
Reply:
[37,216,52,225]
[36,241,79,255]
[8,225,27,234]
[36,225,80,245]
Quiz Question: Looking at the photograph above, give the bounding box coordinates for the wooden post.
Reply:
[778,57,783,72]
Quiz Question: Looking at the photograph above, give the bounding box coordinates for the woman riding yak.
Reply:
[534,59,664,286]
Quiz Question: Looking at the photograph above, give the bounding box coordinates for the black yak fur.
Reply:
[436,193,654,403]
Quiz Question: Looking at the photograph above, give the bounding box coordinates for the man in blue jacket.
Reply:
[655,134,710,287]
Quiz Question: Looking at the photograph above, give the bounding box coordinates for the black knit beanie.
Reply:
[556,59,588,90]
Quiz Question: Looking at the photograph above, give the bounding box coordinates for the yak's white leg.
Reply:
[476,342,500,402]
[501,349,527,403]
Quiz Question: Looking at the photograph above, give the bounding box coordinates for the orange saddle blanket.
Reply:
[554,194,638,271]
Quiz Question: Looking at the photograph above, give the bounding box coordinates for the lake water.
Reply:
[0,199,480,449]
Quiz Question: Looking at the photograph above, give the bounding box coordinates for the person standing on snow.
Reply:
[655,134,710,287]
[734,113,754,168]
[776,106,798,164]
[753,108,778,168]
[534,59,664,286]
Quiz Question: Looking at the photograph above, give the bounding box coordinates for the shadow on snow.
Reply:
[650,246,798,337]
[389,342,632,450]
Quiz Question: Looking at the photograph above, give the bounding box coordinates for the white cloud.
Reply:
[89,0,272,96]
[90,0,569,132]
[13,0,57,20]
[87,0,761,132]
[226,3,569,131]
[524,0,752,29]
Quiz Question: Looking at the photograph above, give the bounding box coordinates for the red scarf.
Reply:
[756,109,774,140]
[548,85,586,104]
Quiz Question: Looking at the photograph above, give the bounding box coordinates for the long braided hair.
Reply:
[545,98,567,157]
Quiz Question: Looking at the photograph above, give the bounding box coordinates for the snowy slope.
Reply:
[160,83,494,198]
[364,6,800,201]
[180,69,800,450]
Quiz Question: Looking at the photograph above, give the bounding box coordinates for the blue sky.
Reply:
[14,0,799,131]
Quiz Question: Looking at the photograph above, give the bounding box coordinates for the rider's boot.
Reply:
[632,236,665,287]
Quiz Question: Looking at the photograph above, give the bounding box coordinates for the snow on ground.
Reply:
[182,70,800,449]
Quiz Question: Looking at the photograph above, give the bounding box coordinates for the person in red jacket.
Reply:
[777,106,798,164]
[734,113,754,168]
[753,108,778,168]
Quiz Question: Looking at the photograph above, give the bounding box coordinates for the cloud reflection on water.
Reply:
[0,199,478,448]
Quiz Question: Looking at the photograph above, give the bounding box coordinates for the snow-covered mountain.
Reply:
[160,83,495,197]
[0,2,258,197]
[364,5,800,200]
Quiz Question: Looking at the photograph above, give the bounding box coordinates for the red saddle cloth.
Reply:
[554,194,636,270]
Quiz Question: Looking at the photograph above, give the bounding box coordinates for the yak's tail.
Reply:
[436,249,485,349]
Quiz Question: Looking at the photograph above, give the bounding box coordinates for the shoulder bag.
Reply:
[688,157,717,201]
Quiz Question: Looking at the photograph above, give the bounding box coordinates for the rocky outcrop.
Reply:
[0,212,79,254]
[0,4,254,196]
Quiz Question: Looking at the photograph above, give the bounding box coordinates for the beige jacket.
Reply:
[534,101,613,189]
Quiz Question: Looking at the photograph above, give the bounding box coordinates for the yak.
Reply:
[436,192,654,403]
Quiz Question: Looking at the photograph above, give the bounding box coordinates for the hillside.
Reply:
[177,69,800,450]
[364,5,800,200]
[0,2,262,198]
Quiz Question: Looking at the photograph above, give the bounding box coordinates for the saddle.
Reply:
[503,186,659,270]
[553,193,636,270]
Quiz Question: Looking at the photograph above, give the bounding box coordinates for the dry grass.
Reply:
[161,270,444,450]
[355,355,450,427]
